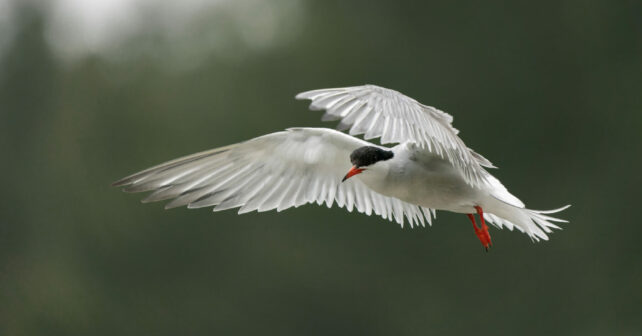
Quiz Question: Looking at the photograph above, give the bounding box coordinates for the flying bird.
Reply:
[113,85,569,250]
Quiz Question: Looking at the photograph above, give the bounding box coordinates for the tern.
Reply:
[113,85,569,250]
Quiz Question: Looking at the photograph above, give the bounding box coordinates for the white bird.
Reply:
[113,84,569,250]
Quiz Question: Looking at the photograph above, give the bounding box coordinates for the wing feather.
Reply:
[296,85,496,188]
[113,128,434,227]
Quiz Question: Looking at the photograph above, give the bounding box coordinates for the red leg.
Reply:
[467,206,492,251]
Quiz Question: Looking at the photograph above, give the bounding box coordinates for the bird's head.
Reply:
[342,146,394,182]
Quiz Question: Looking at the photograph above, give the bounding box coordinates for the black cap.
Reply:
[349,146,394,167]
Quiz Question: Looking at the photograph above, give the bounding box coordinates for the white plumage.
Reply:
[113,84,569,245]
[296,85,495,187]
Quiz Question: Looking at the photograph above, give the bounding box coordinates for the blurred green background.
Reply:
[1,0,641,335]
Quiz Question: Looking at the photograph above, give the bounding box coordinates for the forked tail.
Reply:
[484,201,571,241]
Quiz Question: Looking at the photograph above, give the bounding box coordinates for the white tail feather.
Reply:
[484,203,570,242]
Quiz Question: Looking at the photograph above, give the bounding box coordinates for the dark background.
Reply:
[1,1,640,335]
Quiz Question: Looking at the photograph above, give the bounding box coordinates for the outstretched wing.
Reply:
[296,85,495,188]
[113,128,434,228]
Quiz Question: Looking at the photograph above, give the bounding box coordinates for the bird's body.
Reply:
[361,142,482,214]
[113,85,569,249]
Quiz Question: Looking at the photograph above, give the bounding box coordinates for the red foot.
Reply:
[467,206,492,251]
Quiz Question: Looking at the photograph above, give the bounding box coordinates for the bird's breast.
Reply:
[359,149,482,212]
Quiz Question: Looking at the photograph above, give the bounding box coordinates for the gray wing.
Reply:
[113,128,434,228]
[296,85,495,188]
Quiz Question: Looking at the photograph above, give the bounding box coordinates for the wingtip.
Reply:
[164,202,180,210]
[111,178,130,188]
[294,92,312,100]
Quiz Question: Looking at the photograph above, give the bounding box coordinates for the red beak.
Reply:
[342,166,364,182]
